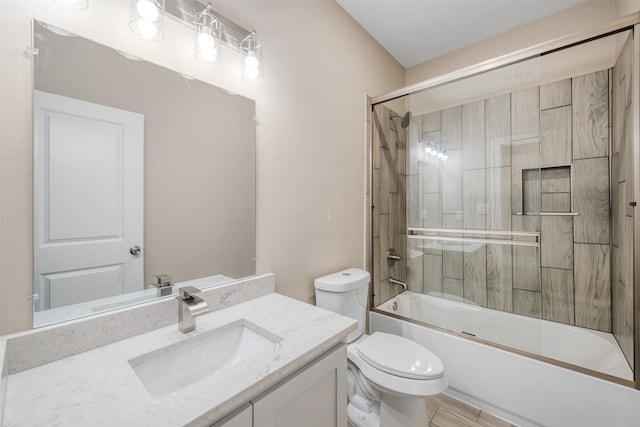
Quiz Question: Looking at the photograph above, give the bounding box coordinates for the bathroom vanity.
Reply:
[0,275,356,426]
[212,345,346,427]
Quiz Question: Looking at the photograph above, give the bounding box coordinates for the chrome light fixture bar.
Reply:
[165,0,255,54]
[55,0,262,79]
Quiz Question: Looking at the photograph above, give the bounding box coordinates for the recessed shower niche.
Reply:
[521,166,573,214]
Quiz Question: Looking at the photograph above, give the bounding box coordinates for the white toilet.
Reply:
[314,268,447,427]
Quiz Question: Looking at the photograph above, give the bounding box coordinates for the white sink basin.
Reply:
[129,319,282,397]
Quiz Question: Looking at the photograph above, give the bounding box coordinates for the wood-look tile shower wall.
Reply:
[373,53,634,368]
[372,105,407,307]
[405,69,615,333]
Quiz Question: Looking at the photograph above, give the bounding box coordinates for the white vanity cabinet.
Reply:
[210,344,347,427]
[211,404,253,427]
[252,343,347,427]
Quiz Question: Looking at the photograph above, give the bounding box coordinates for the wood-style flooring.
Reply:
[426,393,518,427]
[348,393,518,427]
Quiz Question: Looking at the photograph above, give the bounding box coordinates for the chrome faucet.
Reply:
[151,274,174,297]
[176,286,209,333]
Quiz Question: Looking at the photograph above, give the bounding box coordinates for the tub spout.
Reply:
[388,277,407,291]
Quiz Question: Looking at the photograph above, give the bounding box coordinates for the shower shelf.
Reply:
[407,227,540,248]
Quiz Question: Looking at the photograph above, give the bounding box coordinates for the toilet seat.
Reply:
[347,333,448,397]
[356,332,444,380]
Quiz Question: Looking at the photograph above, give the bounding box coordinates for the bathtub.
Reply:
[371,291,640,427]
[377,291,632,380]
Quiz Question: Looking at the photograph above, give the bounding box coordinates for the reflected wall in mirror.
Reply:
[32,21,256,327]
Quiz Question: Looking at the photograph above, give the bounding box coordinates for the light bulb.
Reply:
[443,154,448,161]
[136,20,158,39]
[437,152,444,159]
[245,51,259,71]
[136,0,159,22]
[196,27,218,63]
[430,150,437,156]
[424,146,432,154]
[244,50,260,80]
[198,28,215,49]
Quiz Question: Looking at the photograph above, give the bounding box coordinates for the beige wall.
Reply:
[617,0,640,15]
[0,0,404,334]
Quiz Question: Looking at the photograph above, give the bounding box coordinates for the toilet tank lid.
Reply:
[314,268,370,292]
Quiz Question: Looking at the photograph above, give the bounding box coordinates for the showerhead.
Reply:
[390,111,412,129]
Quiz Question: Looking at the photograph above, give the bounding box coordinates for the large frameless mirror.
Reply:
[31,21,256,327]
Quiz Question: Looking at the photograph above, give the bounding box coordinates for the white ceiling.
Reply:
[336,0,588,68]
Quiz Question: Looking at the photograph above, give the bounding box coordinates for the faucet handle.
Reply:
[151,274,173,297]
[178,286,201,300]
[153,274,173,287]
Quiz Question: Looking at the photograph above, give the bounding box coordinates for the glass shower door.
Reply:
[370,28,636,383]
[404,95,542,318]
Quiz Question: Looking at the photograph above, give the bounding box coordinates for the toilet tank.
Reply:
[314,268,370,343]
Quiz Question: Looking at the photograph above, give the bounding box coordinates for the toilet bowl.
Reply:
[314,268,447,427]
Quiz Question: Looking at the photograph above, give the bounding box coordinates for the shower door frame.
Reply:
[367,12,640,390]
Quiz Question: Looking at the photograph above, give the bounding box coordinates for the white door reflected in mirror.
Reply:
[33,90,144,311]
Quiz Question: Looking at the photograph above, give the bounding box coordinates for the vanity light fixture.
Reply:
[54,0,89,10]
[240,32,262,82]
[56,0,262,81]
[165,0,264,82]
[194,4,221,64]
[129,0,165,41]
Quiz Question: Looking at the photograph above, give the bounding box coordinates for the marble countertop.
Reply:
[2,293,356,427]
